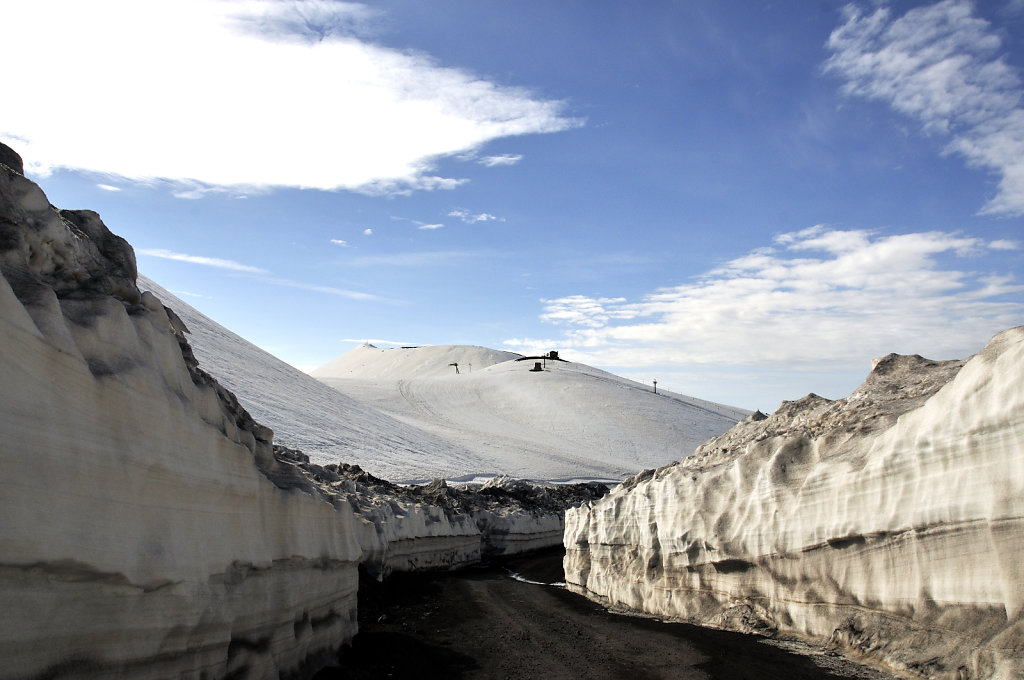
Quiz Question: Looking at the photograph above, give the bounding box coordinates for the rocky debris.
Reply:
[617,355,964,495]
[0,167,140,306]
[476,474,610,515]
[272,446,608,521]
[271,445,610,573]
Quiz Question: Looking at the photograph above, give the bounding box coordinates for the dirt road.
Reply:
[314,547,895,680]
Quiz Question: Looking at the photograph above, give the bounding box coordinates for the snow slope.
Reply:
[139,277,507,482]
[565,330,1024,679]
[314,344,750,482]
[141,280,749,483]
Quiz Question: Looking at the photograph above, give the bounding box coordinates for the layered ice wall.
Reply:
[565,331,1024,679]
[0,147,363,678]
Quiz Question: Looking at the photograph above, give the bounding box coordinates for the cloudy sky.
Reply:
[3,0,1022,411]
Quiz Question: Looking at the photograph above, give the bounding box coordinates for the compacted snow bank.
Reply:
[0,146,363,678]
[565,330,1024,679]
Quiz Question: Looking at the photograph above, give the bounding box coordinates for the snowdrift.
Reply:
[565,331,1024,679]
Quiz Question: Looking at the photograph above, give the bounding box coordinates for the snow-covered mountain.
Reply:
[314,344,748,482]
[140,277,748,483]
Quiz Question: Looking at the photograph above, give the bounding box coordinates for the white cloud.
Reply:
[363,228,373,235]
[825,0,1024,216]
[448,209,500,224]
[330,239,349,246]
[478,154,523,167]
[228,0,381,43]
[0,1,579,195]
[508,227,1023,370]
[357,175,469,196]
[391,215,445,230]
[171,185,236,200]
[539,295,629,328]
[990,239,1019,250]
[137,248,269,274]
[502,337,564,356]
[259,276,394,303]
[96,183,121,192]
[171,290,211,299]
[347,250,490,267]
[139,246,393,301]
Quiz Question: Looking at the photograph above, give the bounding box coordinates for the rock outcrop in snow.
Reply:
[0,144,363,678]
[565,331,1024,679]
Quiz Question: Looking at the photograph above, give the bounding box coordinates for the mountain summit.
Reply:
[313,343,748,482]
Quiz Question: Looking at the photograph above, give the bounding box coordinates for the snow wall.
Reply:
[0,147,369,677]
[565,329,1024,679]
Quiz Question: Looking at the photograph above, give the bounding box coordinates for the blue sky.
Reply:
[3,0,1022,411]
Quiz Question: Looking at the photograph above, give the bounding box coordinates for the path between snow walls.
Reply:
[564,328,1024,680]
[0,144,604,679]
